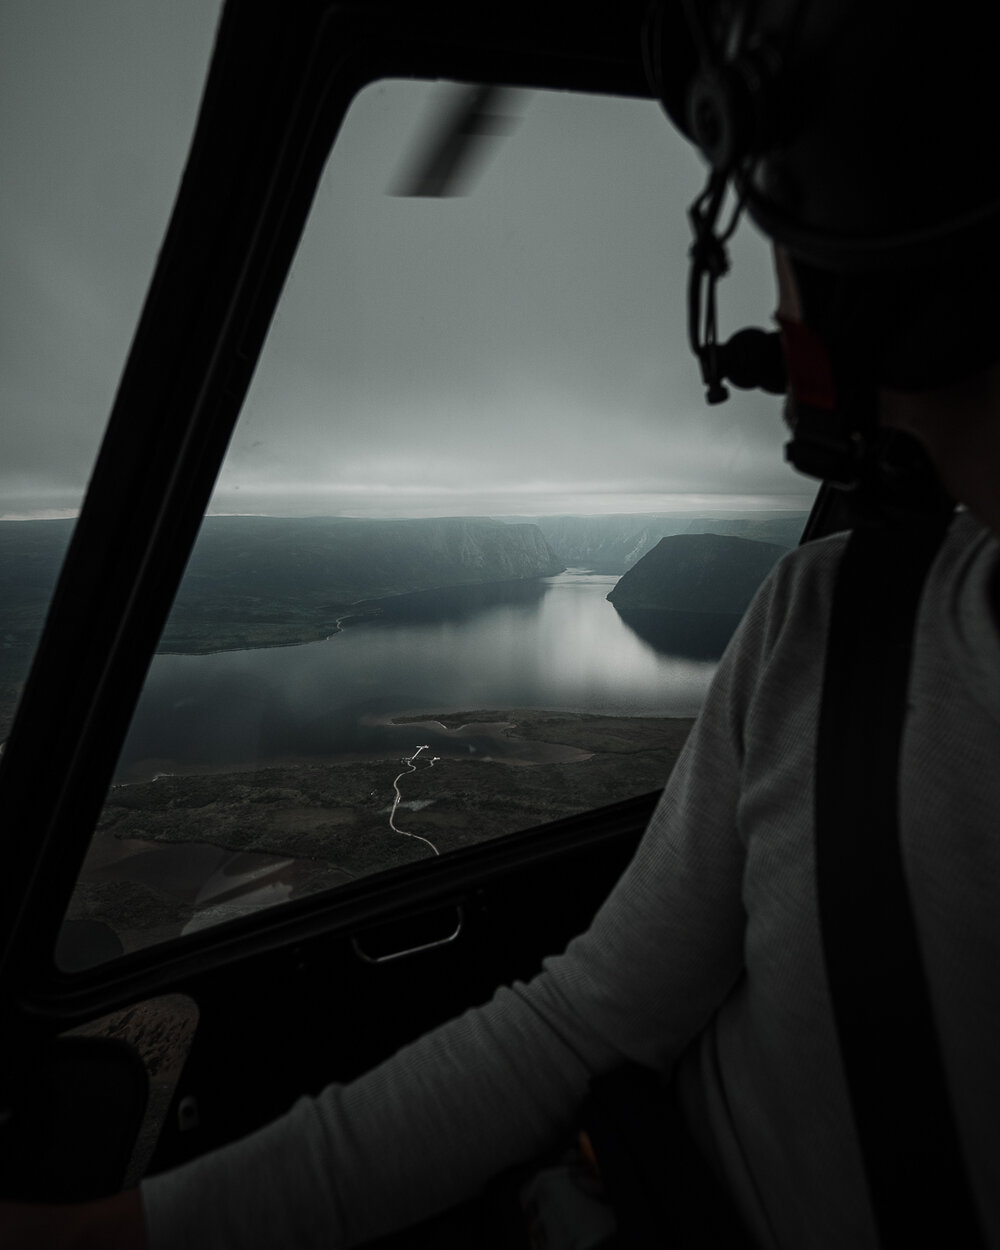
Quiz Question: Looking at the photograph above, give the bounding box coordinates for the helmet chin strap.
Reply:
[779,307,953,524]
[779,313,879,487]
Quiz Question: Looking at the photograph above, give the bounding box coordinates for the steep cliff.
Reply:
[681,514,806,549]
[0,515,565,670]
[520,514,694,570]
[163,515,564,650]
[512,512,806,572]
[607,533,787,614]
[178,515,563,604]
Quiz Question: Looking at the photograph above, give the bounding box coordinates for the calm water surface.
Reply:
[116,571,722,780]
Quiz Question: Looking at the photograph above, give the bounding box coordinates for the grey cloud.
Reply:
[0,0,220,504]
[2,12,806,519]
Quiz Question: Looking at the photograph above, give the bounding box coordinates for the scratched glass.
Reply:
[58,81,797,967]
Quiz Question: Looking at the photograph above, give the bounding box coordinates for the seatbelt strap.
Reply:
[815,520,986,1247]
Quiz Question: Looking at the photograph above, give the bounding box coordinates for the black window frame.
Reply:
[0,0,656,1022]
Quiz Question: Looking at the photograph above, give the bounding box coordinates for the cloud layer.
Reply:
[1,10,812,519]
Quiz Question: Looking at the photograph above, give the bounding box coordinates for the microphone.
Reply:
[709,327,787,398]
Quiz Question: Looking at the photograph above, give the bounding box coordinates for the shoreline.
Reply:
[116,708,696,785]
[70,708,695,961]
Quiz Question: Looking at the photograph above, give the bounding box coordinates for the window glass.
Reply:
[60,80,815,967]
[0,1,222,743]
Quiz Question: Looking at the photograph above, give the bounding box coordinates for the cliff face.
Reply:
[512,512,806,572]
[0,514,565,666]
[606,533,787,615]
[680,515,806,549]
[178,515,564,606]
[160,515,565,650]
[522,514,694,571]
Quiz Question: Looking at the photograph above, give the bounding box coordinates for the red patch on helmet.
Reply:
[776,315,836,410]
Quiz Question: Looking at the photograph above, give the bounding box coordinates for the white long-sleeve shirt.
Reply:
[142,512,1000,1249]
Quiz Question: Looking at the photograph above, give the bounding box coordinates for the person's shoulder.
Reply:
[713,530,849,689]
[747,528,850,634]
[770,527,851,583]
[757,511,987,634]
[761,509,987,600]
[940,509,993,559]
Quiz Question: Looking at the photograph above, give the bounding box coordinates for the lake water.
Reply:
[65,570,733,965]
[115,570,725,781]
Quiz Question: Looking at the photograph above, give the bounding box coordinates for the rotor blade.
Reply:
[391,84,520,198]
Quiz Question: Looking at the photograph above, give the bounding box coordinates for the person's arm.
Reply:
[140,586,764,1250]
[0,1189,147,1250]
[7,538,840,1250]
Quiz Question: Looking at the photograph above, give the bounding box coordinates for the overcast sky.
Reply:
[0,2,815,520]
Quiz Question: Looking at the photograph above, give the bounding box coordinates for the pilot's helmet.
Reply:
[647,0,1000,392]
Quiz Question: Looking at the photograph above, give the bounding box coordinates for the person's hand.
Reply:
[0,1189,147,1249]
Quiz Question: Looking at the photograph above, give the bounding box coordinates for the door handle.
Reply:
[351,905,464,964]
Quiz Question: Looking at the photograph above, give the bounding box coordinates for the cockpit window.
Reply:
[56,79,815,967]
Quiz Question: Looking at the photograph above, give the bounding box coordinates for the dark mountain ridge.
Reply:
[163,515,565,650]
[0,516,564,729]
[508,511,807,571]
[607,532,788,615]
[179,514,562,601]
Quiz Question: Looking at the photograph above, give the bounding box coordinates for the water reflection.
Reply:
[613,608,741,661]
[67,571,723,968]
[371,577,549,621]
[115,571,719,780]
